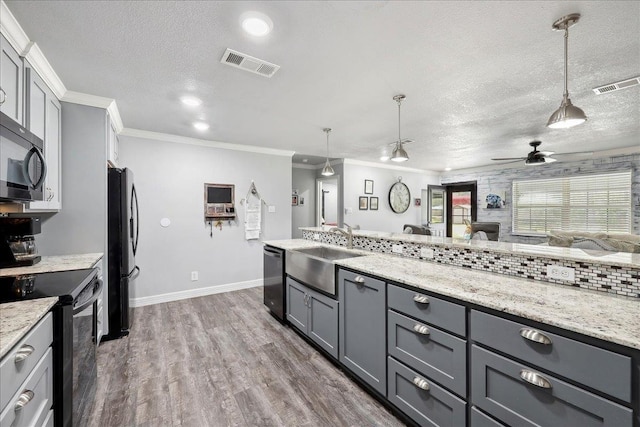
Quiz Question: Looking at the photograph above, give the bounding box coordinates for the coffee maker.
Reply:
[0,217,42,268]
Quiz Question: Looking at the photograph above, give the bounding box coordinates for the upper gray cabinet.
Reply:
[0,34,24,124]
[24,62,62,211]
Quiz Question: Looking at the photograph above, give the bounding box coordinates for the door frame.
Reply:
[445,181,477,238]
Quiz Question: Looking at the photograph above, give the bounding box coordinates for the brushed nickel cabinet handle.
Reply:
[413,294,430,304]
[413,324,430,335]
[14,390,34,411]
[353,276,365,284]
[304,294,309,307]
[14,345,34,364]
[412,377,430,391]
[520,370,552,389]
[520,328,552,345]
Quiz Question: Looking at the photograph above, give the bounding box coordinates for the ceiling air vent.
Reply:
[220,48,280,78]
[592,76,640,95]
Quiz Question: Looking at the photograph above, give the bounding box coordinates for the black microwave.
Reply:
[0,111,46,202]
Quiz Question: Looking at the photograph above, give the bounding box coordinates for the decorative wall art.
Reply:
[364,179,374,194]
[370,197,379,210]
[414,198,421,207]
[359,196,368,210]
[485,191,506,209]
[292,195,298,206]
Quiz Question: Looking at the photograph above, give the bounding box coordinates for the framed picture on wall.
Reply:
[364,179,374,194]
[359,196,368,210]
[292,195,298,206]
[370,197,379,210]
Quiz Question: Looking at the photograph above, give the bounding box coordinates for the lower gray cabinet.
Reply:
[388,357,466,427]
[471,345,633,427]
[286,277,338,358]
[470,406,504,427]
[338,269,386,396]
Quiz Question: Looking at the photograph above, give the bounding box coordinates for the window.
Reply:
[512,171,632,235]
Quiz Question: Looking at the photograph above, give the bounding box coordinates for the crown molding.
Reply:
[343,158,437,175]
[23,43,67,99]
[61,91,124,133]
[120,128,296,157]
[0,1,29,55]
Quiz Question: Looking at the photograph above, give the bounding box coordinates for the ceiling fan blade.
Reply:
[539,151,555,156]
[491,157,527,161]
[553,151,594,157]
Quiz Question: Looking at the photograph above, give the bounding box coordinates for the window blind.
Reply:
[512,171,632,235]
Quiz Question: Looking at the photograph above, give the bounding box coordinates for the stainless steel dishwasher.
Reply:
[263,245,285,321]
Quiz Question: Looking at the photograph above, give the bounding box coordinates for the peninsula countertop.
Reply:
[0,253,103,277]
[0,297,58,359]
[265,239,640,350]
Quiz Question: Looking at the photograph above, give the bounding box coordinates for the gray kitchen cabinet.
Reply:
[388,356,466,427]
[0,34,23,124]
[470,407,505,427]
[0,313,53,427]
[471,344,633,427]
[286,277,338,358]
[338,268,386,396]
[24,62,62,211]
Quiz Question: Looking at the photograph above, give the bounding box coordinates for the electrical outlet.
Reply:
[420,247,434,259]
[546,265,575,282]
[313,233,320,241]
[191,271,199,281]
[392,244,403,254]
[345,207,353,215]
[268,205,276,213]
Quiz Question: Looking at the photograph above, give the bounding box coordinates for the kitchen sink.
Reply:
[285,246,365,296]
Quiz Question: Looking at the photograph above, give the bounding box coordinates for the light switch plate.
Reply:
[420,247,434,259]
[345,207,353,214]
[546,265,575,282]
[268,205,276,213]
[392,244,403,254]
[191,271,199,281]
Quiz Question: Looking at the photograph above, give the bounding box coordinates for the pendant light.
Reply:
[321,128,335,176]
[391,95,409,162]
[547,13,587,129]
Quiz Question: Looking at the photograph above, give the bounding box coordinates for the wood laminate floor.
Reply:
[86,287,406,427]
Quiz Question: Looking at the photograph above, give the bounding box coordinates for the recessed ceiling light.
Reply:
[180,96,202,107]
[302,159,308,163]
[241,11,273,37]
[444,167,452,171]
[193,122,209,131]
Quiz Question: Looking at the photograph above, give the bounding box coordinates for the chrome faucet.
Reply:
[328,223,359,249]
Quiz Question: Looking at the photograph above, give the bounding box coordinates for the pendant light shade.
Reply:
[391,94,409,162]
[321,128,335,176]
[547,13,587,129]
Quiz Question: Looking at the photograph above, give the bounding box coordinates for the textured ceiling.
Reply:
[6,1,640,170]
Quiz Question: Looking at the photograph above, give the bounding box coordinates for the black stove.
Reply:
[0,269,97,304]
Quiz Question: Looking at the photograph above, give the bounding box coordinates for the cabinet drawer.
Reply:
[0,348,53,427]
[388,357,466,427]
[470,310,631,402]
[388,284,466,336]
[0,313,52,410]
[388,310,466,396]
[471,345,632,427]
[470,406,505,427]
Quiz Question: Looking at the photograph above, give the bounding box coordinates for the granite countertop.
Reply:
[266,240,640,350]
[299,227,640,268]
[0,253,103,277]
[0,297,58,359]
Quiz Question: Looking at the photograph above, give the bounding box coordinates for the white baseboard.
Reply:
[130,279,263,308]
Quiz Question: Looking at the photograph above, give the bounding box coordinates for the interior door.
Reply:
[445,182,477,238]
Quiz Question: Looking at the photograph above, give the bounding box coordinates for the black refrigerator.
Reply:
[105,167,140,340]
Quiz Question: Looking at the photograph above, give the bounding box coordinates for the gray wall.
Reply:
[441,154,640,243]
[291,166,316,238]
[119,135,292,300]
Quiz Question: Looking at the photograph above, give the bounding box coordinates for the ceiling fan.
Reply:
[491,140,592,166]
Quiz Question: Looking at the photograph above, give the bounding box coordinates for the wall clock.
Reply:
[388,177,411,213]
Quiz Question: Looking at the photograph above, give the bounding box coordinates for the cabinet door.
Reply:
[338,269,386,395]
[286,277,309,333]
[0,34,23,124]
[307,289,339,359]
[25,66,47,139]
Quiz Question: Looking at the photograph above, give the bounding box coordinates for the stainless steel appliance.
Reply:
[105,167,140,340]
[0,268,102,427]
[0,217,41,267]
[263,245,285,321]
[0,111,46,202]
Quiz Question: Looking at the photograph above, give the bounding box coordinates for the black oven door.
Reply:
[72,278,102,425]
[0,111,47,202]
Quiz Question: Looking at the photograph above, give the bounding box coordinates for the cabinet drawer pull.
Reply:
[353,276,365,284]
[413,324,430,335]
[519,328,552,345]
[413,294,430,304]
[412,377,430,391]
[14,345,35,364]
[520,370,552,389]
[14,390,34,411]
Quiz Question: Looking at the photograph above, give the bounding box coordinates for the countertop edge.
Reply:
[0,297,58,359]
